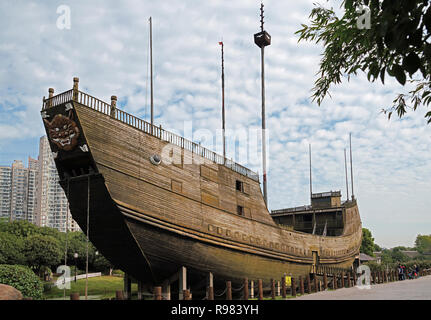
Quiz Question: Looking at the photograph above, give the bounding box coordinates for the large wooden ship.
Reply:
[40,78,362,294]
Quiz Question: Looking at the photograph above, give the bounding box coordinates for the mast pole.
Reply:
[309,144,312,204]
[254,3,271,207]
[219,41,226,163]
[261,42,268,207]
[349,133,354,200]
[149,17,154,132]
[344,148,350,201]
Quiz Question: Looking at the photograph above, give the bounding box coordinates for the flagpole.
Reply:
[344,148,349,201]
[349,133,354,200]
[219,41,226,163]
[149,16,154,133]
[309,143,312,204]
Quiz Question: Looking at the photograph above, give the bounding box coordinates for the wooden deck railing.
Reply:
[42,88,259,182]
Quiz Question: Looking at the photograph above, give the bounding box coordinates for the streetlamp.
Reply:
[73,252,78,282]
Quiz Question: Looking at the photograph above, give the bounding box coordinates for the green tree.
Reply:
[380,249,393,264]
[0,232,25,265]
[360,227,375,256]
[296,0,431,122]
[415,234,431,254]
[391,247,409,262]
[0,219,38,237]
[23,234,62,273]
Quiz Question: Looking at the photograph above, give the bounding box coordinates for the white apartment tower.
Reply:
[26,157,39,224]
[0,166,11,219]
[10,160,29,221]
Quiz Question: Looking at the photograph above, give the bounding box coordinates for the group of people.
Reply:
[397,264,420,280]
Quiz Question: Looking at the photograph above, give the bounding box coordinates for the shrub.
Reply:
[0,265,43,299]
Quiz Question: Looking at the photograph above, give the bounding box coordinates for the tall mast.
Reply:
[149,17,154,131]
[309,143,313,204]
[349,133,354,200]
[254,3,271,207]
[219,41,226,162]
[344,148,350,201]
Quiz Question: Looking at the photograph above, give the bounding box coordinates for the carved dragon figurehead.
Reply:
[44,111,80,151]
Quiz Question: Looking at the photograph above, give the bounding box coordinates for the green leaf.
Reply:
[424,7,431,34]
[380,67,386,84]
[392,65,406,85]
[402,52,421,75]
[344,0,354,10]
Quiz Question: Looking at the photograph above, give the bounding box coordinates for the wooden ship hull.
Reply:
[41,82,362,290]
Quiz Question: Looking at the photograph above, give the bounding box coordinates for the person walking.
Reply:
[397,264,403,281]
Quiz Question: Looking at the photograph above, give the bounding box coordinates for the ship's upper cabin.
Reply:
[270,191,345,236]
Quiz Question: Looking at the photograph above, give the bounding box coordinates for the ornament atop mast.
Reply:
[254,3,271,207]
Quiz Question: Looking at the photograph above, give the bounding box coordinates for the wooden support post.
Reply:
[341,272,345,288]
[70,292,79,300]
[313,275,318,292]
[206,272,213,300]
[183,289,191,300]
[291,278,296,297]
[47,88,54,108]
[346,273,351,288]
[163,280,171,300]
[323,273,328,290]
[299,276,304,295]
[110,95,117,118]
[123,273,131,300]
[333,274,338,290]
[208,286,214,300]
[306,274,311,293]
[353,269,357,286]
[226,281,232,300]
[137,281,143,300]
[73,77,79,101]
[271,279,275,300]
[179,266,187,300]
[281,276,286,299]
[258,279,263,300]
[154,286,162,300]
[250,281,254,299]
[243,278,249,300]
[115,290,124,300]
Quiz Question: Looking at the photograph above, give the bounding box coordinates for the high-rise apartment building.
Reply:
[10,160,29,221]
[26,157,39,224]
[0,166,11,219]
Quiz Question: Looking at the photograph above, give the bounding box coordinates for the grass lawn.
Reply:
[43,276,137,300]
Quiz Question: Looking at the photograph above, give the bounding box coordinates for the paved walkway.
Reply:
[293,275,431,300]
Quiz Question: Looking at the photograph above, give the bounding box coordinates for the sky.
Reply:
[0,0,430,248]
